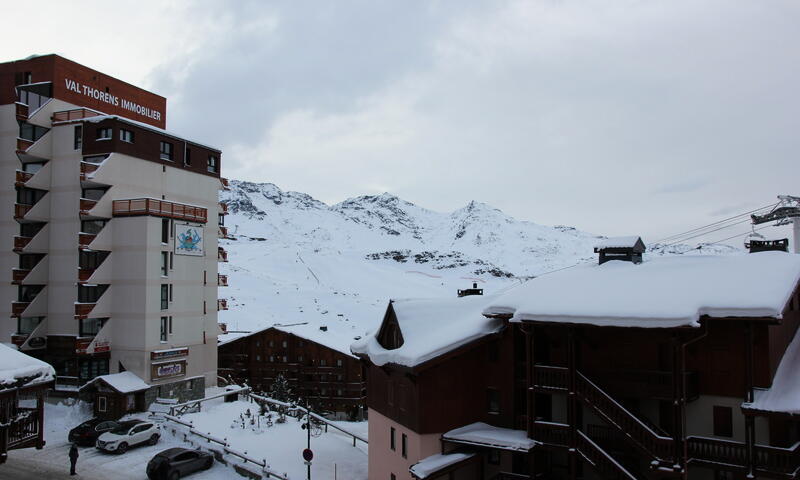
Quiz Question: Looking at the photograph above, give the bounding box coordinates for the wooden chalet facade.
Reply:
[218,327,366,419]
[0,344,54,464]
[354,251,800,480]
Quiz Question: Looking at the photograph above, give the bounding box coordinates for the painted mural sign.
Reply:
[175,224,203,256]
[152,360,186,380]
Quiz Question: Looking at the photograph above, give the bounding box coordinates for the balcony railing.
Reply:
[218,247,228,262]
[15,170,34,187]
[218,299,229,311]
[687,437,800,477]
[113,198,208,223]
[52,108,103,122]
[78,233,96,248]
[219,202,228,214]
[15,102,29,121]
[16,138,34,152]
[533,365,568,392]
[533,421,570,449]
[80,161,100,181]
[11,302,31,317]
[10,334,29,347]
[220,177,231,190]
[218,274,228,287]
[14,203,32,220]
[12,269,31,285]
[78,268,95,283]
[14,236,32,252]
[219,225,230,238]
[79,198,98,215]
[6,409,40,449]
[74,303,96,319]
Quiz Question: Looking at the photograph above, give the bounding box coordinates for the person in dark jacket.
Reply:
[69,443,79,475]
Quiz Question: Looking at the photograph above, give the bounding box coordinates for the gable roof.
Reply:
[484,251,800,328]
[218,324,362,358]
[80,371,149,394]
[0,343,55,391]
[594,236,645,251]
[350,295,503,368]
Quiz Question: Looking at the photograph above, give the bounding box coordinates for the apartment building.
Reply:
[0,54,229,401]
[352,242,800,480]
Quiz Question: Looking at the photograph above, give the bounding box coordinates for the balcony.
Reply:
[74,303,96,320]
[220,177,231,190]
[15,170,34,187]
[219,225,229,239]
[80,161,100,181]
[16,102,29,121]
[112,198,208,223]
[78,233,96,248]
[14,236,32,252]
[78,268,95,283]
[11,302,31,317]
[687,436,800,477]
[52,108,103,123]
[79,198,98,216]
[218,274,228,287]
[591,369,700,401]
[16,138,34,153]
[218,299,229,311]
[14,204,32,220]
[532,365,568,392]
[219,202,228,214]
[11,334,29,347]
[218,247,228,262]
[12,269,31,285]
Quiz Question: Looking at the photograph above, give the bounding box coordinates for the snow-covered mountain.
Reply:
[217,180,738,354]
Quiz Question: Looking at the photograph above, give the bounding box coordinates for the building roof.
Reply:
[442,422,537,452]
[409,453,476,479]
[0,343,55,391]
[218,323,363,358]
[744,327,800,415]
[350,295,503,368]
[80,371,149,394]
[484,251,800,328]
[594,236,645,250]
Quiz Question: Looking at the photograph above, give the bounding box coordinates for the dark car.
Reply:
[146,447,214,480]
[68,418,121,446]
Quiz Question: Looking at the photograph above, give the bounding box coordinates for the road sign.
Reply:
[303,448,314,462]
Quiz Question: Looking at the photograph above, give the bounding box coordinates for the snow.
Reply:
[410,452,475,478]
[594,236,643,249]
[0,343,54,390]
[350,295,503,367]
[484,251,800,328]
[745,328,800,414]
[442,422,537,451]
[80,371,149,393]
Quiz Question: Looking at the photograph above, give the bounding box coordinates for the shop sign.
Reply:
[151,360,186,380]
[63,78,163,121]
[151,348,188,361]
[175,224,203,256]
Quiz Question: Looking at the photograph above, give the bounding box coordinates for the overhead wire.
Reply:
[654,202,778,244]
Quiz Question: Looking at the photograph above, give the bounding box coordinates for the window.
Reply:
[18,285,43,302]
[77,284,107,303]
[16,187,45,206]
[79,317,106,337]
[336,359,343,367]
[160,141,173,161]
[161,285,169,310]
[119,129,134,143]
[320,359,327,366]
[161,218,169,244]
[168,316,173,335]
[487,388,500,414]
[170,252,174,270]
[160,316,168,341]
[19,122,48,142]
[298,355,304,363]
[713,406,733,437]
[269,340,274,347]
[269,356,275,363]
[98,396,107,412]
[169,284,173,302]
[185,148,192,166]
[17,316,42,335]
[401,434,407,458]
[22,162,44,174]
[207,155,218,173]
[320,388,327,396]
[390,427,396,450]
[282,356,288,363]
[79,250,108,270]
[81,219,107,235]
[96,127,112,140]
[256,355,261,362]
[282,340,288,348]
[81,187,107,201]
[161,252,168,276]
[337,389,343,397]
[337,374,343,381]
[74,125,82,150]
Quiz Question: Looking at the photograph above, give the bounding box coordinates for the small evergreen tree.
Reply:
[268,373,293,403]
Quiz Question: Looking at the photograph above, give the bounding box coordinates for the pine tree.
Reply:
[268,373,293,403]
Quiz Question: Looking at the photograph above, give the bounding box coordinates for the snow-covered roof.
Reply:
[442,422,537,451]
[744,328,800,414]
[409,452,476,479]
[350,295,503,368]
[594,236,643,250]
[218,324,363,358]
[80,371,149,393]
[484,252,800,328]
[0,343,55,391]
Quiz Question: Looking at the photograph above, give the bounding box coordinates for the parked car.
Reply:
[146,447,214,480]
[68,418,121,446]
[96,420,159,453]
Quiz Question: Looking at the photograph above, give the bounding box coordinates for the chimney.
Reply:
[457,283,484,297]
[746,238,789,253]
[593,236,645,265]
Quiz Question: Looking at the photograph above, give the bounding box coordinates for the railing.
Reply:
[74,303,96,319]
[218,299,229,311]
[15,170,34,186]
[12,269,30,284]
[489,473,530,480]
[220,177,231,190]
[78,233,96,248]
[219,226,229,238]
[576,430,637,480]
[17,138,34,152]
[14,203,32,220]
[11,302,31,316]
[220,202,228,214]
[586,424,629,453]
[532,365,568,391]
[79,198,97,215]
[576,370,674,462]
[218,247,228,262]
[14,236,32,252]
[80,161,100,180]
[113,198,208,223]
[755,442,800,476]
[218,274,228,287]
[591,369,699,401]
[532,421,569,448]
[78,268,94,283]
[16,102,29,120]
[55,376,82,389]
[52,108,103,122]
[11,334,29,347]
[686,437,800,477]
[6,409,39,449]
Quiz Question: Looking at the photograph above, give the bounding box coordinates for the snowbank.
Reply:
[350,295,503,368]
[0,343,55,390]
[485,252,800,328]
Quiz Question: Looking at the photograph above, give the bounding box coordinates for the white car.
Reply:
[96,420,160,454]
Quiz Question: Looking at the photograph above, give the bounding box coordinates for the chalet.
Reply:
[218,325,367,419]
[0,343,54,464]
[353,249,800,480]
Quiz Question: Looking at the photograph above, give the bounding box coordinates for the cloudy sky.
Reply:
[2,0,797,242]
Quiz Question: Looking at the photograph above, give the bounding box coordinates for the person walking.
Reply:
[69,443,79,476]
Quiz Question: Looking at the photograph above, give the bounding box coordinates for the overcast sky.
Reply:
[1,0,797,242]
